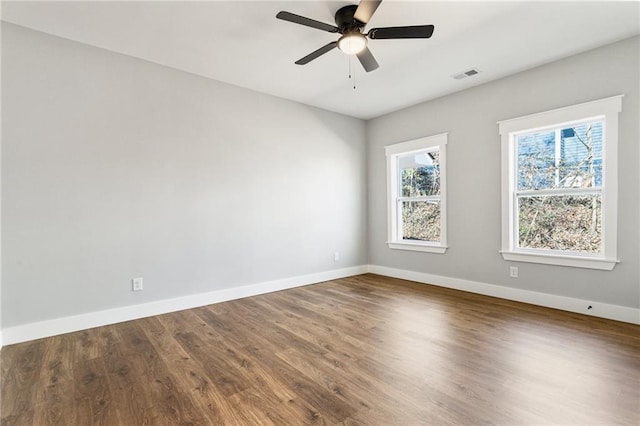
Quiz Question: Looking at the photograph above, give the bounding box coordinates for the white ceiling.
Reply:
[2,1,639,119]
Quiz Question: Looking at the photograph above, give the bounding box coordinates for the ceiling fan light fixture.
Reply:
[276,1,435,72]
[337,33,367,55]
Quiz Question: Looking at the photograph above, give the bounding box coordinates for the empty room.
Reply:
[1,1,639,425]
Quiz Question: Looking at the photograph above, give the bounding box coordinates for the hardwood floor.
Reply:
[1,274,639,425]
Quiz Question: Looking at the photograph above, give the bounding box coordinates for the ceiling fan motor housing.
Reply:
[335,5,365,34]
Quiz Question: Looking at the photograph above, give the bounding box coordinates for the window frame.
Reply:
[385,133,448,254]
[498,95,623,270]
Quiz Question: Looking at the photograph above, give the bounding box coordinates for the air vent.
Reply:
[452,68,480,80]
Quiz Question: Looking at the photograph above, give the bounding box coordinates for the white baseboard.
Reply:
[367,265,640,325]
[0,265,368,347]
[3,264,636,348]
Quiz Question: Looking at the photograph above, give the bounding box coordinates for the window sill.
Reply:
[388,242,448,254]
[500,250,618,270]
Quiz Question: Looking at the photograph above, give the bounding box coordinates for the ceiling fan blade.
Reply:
[354,0,383,24]
[276,11,339,33]
[356,47,379,72]
[368,25,435,39]
[295,42,338,65]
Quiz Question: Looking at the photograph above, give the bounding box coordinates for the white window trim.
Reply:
[385,133,448,254]
[498,95,623,270]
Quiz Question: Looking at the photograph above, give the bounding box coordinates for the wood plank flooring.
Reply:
[1,274,639,425]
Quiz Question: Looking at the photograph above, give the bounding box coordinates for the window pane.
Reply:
[517,121,603,191]
[401,200,440,242]
[518,195,601,253]
[559,122,603,188]
[517,130,555,190]
[399,150,440,197]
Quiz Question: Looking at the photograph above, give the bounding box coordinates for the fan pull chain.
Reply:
[348,56,356,90]
[353,68,356,90]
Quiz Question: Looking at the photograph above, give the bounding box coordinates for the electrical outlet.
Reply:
[509,266,519,278]
[334,251,340,262]
[132,277,144,291]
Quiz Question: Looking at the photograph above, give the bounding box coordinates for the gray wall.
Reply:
[1,23,367,327]
[367,36,639,308]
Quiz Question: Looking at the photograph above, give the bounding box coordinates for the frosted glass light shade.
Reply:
[337,33,367,55]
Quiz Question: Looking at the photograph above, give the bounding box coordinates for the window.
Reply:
[498,95,623,270]
[385,133,447,253]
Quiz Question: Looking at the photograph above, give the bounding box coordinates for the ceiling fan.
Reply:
[276,0,435,72]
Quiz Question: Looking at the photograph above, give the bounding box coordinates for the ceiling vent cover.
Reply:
[452,68,480,80]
